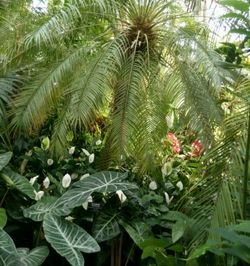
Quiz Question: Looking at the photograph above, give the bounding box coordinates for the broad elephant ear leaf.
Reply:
[0,152,12,171]
[23,197,60,221]
[92,211,120,242]
[55,171,137,212]
[0,229,19,266]
[43,213,100,266]
[121,221,152,248]
[1,167,35,199]
[17,246,49,266]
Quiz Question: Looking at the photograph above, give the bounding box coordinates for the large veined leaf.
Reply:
[0,254,20,266]
[0,229,17,256]
[23,197,60,221]
[17,246,49,266]
[92,212,120,242]
[1,167,35,199]
[55,171,137,211]
[0,152,12,171]
[121,221,152,248]
[43,213,100,266]
[0,229,20,265]
[0,208,7,228]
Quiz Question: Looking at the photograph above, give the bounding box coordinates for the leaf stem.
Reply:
[243,109,250,219]
[0,188,9,207]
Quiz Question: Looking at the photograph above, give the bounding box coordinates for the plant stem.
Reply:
[0,188,9,207]
[243,109,250,219]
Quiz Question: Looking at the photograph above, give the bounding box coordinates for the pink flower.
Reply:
[190,140,204,157]
[167,132,181,154]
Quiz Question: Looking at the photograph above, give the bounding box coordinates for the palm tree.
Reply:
[1,0,230,170]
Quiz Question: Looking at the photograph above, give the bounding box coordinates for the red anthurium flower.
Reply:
[167,132,181,154]
[190,140,204,157]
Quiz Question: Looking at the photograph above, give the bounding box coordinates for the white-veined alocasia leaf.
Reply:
[54,171,137,212]
[1,167,35,199]
[0,229,20,265]
[0,229,17,255]
[0,152,12,171]
[0,208,7,228]
[43,213,100,266]
[17,246,49,266]
[92,212,120,242]
[23,197,62,222]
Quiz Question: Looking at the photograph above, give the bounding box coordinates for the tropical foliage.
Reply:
[0,0,250,265]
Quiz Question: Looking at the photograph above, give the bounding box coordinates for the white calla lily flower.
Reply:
[149,181,157,190]
[62,173,71,188]
[82,148,90,156]
[80,173,90,180]
[35,190,44,201]
[29,175,39,185]
[116,190,127,203]
[82,196,93,210]
[43,177,50,189]
[176,181,183,191]
[89,153,95,164]
[47,158,53,166]
[164,192,174,205]
[95,140,102,145]
[68,146,75,155]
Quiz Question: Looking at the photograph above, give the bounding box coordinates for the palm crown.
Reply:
[1,0,231,169]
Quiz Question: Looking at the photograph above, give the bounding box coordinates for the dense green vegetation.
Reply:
[0,0,250,265]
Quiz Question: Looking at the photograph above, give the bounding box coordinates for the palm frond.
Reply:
[10,46,88,133]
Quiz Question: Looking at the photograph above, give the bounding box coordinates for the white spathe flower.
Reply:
[71,173,78,180]
[47,158,54,166]
[149,181,157,190]
[68,146,75,155]
[62,173,71,188]
[176,181,184,191]
[43,177,50,189]
[80,173,90,180]
[29,175,39,185]
[82,148,90,156]
[65,216,74,222]
[89,153,95,164]
[82,196,93,210]
[116,190,127,203]
[164,192,174,205]
[95,140,102,146]
[35,190,44,201]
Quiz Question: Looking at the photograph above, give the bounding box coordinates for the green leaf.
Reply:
[221,12,249,23]
[0,254,20,266]
[17,246,49,266]
[23,197,59,222]
[220,0,249,12]
[41,137,50,150]
[140,238,169,249]
[213,228,250,248]
[1,167,35,199]
[172,219,188,243]
[92,212,120,242]
[43,214,100,266]
[232,220,250,233]
[121,221,152,248]
[188,243,214,260]
[55,171,137,211]
[230,28,250,36]
[0,208,7,228]
[0,229,19,265]
[0,152,12,171]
